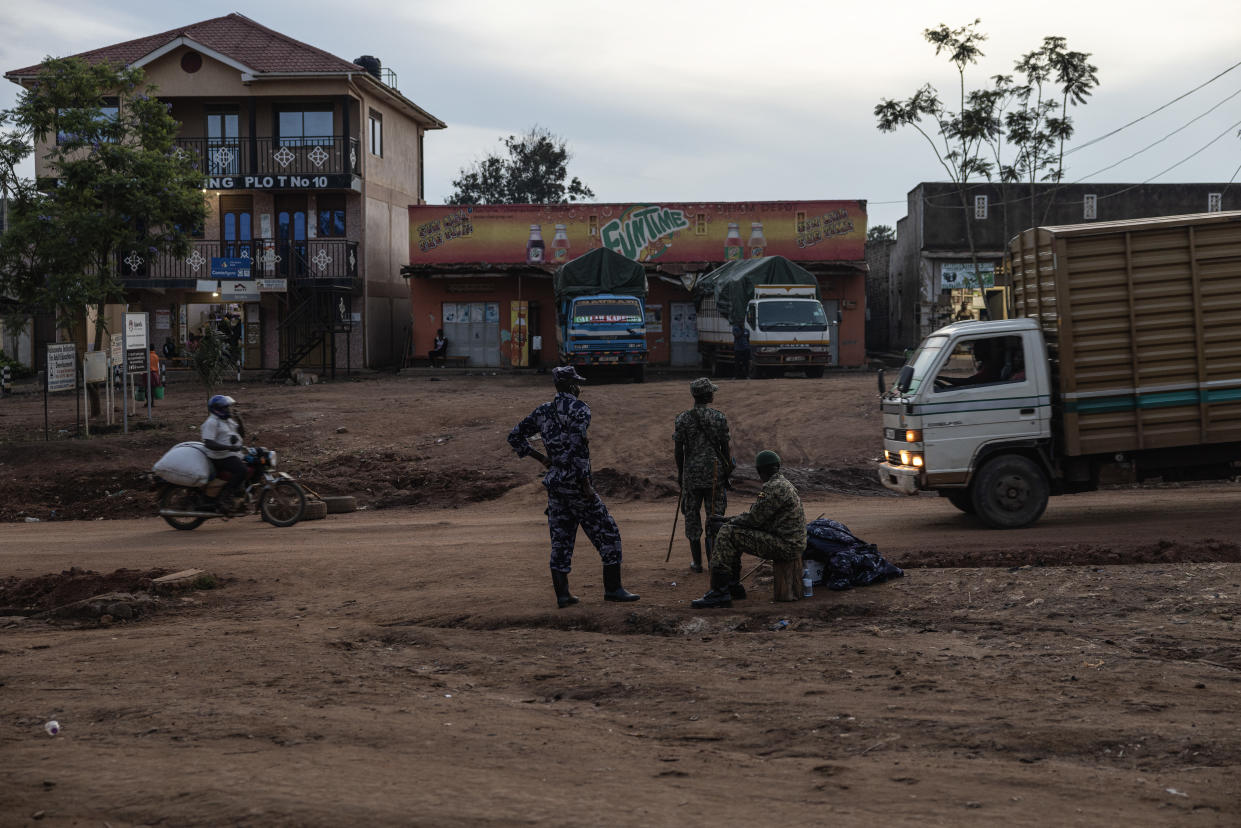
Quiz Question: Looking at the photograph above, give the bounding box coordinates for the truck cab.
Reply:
[557,293,647,380]
[877,318,1053,527]
[745,285,833,377]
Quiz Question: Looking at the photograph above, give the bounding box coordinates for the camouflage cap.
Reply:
[755,449,781,469]
[690,377,719,397]
[552,365,587,384]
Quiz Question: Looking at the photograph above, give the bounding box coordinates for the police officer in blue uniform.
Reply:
[508,366,640,608]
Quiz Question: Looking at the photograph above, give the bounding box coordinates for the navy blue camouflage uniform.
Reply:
[508,391,622,573]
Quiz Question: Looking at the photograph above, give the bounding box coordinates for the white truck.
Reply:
[877,211,1241,528]
[694,257,832,378]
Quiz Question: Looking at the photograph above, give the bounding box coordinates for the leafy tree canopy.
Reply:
[867,225,896,243]
[447,125,595,205]
[0,57,207,345]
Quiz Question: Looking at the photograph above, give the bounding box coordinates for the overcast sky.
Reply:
[3,0,1240,233]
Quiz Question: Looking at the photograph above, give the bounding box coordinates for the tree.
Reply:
[447,125,595,204]
[875,20,998,292]
[191,324,233,396]
[1003,37,1099,223]
[0,57,207,358]
[867,225,896,244]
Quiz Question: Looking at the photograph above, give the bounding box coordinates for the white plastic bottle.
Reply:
[802,569,813,598]
[748,222,766,258]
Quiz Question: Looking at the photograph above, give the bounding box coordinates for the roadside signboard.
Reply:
[110,333,123,366]
[125,312,148,374]
[46,343,76,392]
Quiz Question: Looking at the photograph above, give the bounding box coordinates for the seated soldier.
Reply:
[691,450,806,608]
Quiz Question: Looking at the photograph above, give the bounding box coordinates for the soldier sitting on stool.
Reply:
[692,450,806,609]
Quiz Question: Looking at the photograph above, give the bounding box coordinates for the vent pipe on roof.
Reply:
[353,55,382,80]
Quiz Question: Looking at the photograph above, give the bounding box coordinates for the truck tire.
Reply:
[747,360,762,380]
[945,490,975,514]
[970,455,1048,529]
[631,364,646,383]
[805,366,825,379]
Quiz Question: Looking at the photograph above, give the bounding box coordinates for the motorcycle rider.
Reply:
[201,394,247,513]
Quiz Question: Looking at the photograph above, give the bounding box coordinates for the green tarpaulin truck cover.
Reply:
[553,247,648,301]
[694,256,819,325]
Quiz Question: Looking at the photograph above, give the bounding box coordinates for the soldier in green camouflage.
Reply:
[692,450,806,608]
[673,377,733,572]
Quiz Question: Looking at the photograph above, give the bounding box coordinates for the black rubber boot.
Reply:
[689,539,704,573]
[602,563,640,602]
[691,570,734,609]
[729,558,746,600]
[551,570,579,609]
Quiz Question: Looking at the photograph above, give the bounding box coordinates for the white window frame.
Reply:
[1208,192,1222,213]
[974,195,988,220]
[1083,194,1097,220]
[368,110,383,158]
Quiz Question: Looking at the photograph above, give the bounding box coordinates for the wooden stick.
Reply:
[665,484,682,562]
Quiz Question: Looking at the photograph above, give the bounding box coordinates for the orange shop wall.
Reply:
[407,274,692,366]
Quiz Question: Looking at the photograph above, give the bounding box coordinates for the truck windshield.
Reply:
[904,336,947,393]
[571,298,643,326]
[756,300,827,331]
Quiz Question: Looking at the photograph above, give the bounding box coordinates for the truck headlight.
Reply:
[905,429,922,443]
[899,450,923,468]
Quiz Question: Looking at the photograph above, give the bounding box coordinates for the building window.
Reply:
[1083,194,1097,220]
[1208,193,1222,212]
[369,110,383,157]
[276,106,333,147]
[974,195,989,220]
[316,195,346,237]
[57,97,119,144]
[588,215,598,236]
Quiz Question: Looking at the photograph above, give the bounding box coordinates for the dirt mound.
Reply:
[590,467,679,500]
[0,566,169,614]
[897,537,1241,568]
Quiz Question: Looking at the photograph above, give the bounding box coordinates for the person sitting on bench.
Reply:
[428,329,448,367]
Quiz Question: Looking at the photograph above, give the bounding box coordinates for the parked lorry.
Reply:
[693,256,832,378]
[878,211,1241,528]
[554,247,648,381]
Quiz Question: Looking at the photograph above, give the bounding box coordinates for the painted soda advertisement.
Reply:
[409,201,866,265]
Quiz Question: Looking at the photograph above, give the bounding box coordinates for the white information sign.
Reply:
[46,343,77,392]
[124,312,148,351]
[110,333,123,364]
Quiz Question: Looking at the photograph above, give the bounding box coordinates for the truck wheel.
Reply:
[970,455,1048,529]
[805,366,825,379]
[945,490,975,514]
[632,364,646,383]
[747,361,762,380]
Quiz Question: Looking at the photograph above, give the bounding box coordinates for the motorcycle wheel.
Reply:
[160,486,206,531]
[260,479,306,527]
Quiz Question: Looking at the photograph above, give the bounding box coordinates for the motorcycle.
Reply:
[154,443,307,530]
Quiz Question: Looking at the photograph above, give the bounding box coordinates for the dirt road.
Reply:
[1,372,1239,825]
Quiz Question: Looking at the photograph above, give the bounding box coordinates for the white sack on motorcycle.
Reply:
[153,442,213,487]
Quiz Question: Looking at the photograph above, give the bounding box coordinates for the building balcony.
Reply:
[117,239,360,291]
[175,136,362,189]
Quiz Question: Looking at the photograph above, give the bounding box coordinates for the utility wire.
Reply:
[1064,57,1241,156]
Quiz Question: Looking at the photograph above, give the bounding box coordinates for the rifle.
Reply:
[664,480,683,562]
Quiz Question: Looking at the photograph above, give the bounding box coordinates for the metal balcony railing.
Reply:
[175,136,362,179]
[117,239,359,289]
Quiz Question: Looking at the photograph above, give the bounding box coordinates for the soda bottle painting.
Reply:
[748,222,766,259]
[526,225,545,264]
[552,224,570,262]
[724,223,742,261]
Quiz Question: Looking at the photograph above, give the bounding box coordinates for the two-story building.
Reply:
[5,13,444,377]
[882,182,1236,349]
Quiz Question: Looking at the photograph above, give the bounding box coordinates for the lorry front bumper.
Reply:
[568,351,647,365]
[753,353,830,367]
[877,461,922,495]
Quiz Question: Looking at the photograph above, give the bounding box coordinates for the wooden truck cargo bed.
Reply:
[1010,211,1241,456]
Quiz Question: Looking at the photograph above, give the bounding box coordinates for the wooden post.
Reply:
[772,556,803,602]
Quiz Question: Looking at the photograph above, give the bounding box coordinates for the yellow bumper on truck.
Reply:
[877,461,922,495]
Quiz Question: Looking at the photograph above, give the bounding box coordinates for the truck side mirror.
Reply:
[896,364,914,393]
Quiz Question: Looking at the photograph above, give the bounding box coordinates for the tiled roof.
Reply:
[6,13,363,77]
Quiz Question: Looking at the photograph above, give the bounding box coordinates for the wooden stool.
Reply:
[772,555,804,602]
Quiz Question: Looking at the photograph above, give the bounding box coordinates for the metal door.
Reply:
[821,299,840,365]
[669,302,700,367]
